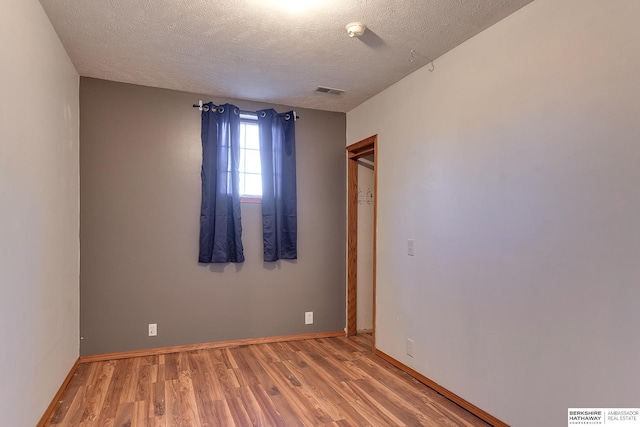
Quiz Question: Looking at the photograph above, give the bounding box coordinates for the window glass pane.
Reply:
[239,119,262,198]
[244,149,261,174]
[239,147,246,171]
[244,123,260,150]
[239,173,246,195]
[244,174,262,196]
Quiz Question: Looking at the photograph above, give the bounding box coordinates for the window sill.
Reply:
[241,197,262,204]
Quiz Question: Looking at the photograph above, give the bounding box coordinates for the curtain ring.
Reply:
[284,114,291,121]
[260,111,267,118]
[234,108,239,115]
[203,105,210,112]
[218,106,224,113]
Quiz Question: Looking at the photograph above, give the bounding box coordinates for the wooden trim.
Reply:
[347,157,358,336]
[79,331,345,363]
[348,147,374,158]
[374,349,509,427]
[37,358,80,427]
[346,135,377,154]
[346,135,378,340]
[372,138,377,350]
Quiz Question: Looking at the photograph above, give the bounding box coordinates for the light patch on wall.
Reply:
[265,0,330,14]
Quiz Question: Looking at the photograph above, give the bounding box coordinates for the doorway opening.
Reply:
[346,135,377,348]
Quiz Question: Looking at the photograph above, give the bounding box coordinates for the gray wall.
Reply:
[80,78,346,356]
[1,0,79,424]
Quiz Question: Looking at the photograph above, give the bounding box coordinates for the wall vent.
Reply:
[315,86,345,96]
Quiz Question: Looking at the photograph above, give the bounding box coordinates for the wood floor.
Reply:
[44,334,491,426]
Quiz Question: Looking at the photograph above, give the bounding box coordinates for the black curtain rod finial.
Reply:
[192,101,299,120]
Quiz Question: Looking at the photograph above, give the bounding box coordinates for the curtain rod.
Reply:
[192,100,299,120]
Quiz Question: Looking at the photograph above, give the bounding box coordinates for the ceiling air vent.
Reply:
[315,86,345,96]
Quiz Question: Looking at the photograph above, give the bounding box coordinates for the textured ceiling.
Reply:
[39,0,534,112]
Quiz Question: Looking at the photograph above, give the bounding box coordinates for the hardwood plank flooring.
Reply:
[43,335,491,426]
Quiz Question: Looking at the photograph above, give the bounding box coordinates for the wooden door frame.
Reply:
[346,135,377,347]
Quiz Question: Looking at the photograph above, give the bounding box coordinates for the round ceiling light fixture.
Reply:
[345,22,367,38]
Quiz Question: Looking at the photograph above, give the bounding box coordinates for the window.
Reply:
[239,114,262,199]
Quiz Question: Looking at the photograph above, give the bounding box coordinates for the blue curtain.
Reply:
[258,109,297,261]
[198,103,245,263]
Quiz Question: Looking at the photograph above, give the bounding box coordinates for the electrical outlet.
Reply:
[408,239,415,256]
[406,338,414,357]
[305,311,314,325]
[148,323,157,337]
